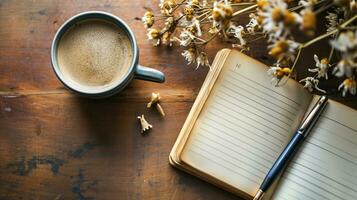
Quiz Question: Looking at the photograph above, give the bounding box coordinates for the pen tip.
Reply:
[253,189,264,200]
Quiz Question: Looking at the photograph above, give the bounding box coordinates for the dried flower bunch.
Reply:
[140,0,357,96]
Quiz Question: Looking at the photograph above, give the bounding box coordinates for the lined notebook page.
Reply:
[272,97,357,200]
[181,51,312,196]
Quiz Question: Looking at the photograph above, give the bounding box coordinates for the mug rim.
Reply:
[50,11,138,96]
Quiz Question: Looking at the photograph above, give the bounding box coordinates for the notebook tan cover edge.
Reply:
[169,48,232,165]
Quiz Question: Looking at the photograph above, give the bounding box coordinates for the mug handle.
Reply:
[135,65,165,83]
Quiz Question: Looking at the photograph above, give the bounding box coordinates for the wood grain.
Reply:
[0,1,355,200]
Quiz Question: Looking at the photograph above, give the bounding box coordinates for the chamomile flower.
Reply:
[268,39,300,62]
[246,14,260,34]
[331,31,357,77]
[338,78,356,96]
[300,8,316,36]
[211,2,233,30]
[147,28,161,46]
[184,5,195,21]
[196,52,210,69]
[162,32,173,46]
[267,64,291,84]
[182,48,196,64]
[330,31,357,52]
[259,0,301,39]
[178,30,196,46]
[159,0,177,16]
[191,18,202,37]
[227,25,247,46]
[142,11,154,28]
[299,77,326,93]
[326,12,339,33]
[309,55,330,79]
[333,58,357,77]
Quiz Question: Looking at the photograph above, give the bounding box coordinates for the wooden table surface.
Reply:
[0,1,356,200]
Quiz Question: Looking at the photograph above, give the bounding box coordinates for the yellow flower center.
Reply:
[145,11,154,18]
[321,58,329,65]
[212,3,233,22]
[275,67,291,78]
[302,10,316,36]
[272,8,284,22]
[150,29,160,39]
[184,6,194,15]
[257,0,269,9]
[284,11,296,27]
[344,78,356,87]
[269,41,289,59]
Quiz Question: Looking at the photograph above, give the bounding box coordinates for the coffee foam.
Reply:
[57,19,133,91]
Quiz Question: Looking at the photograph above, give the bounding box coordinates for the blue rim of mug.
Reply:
[50,11,138,96]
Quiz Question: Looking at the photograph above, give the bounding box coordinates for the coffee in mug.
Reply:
[57,19,133,91]
[51,11,165,98]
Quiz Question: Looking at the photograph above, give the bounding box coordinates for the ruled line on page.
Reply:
[225,73,299,113]
[228,71,301,107]
[217,86,293,127]
[220,83,296,122]
[189,144,263,182]
[280,184,318,200]
[285,177,337,200]
[301,136,357,180]
[282,171,348,200]
[207,105,287,143]
[292,152,357,186]
[312,126,357,149]
[202,115,282,154]
[189,144,262,185]
[225,73,300,112]
[211,102,288,138]
[320,116,357,133]
[289,162,357,195]
[278,177,335,200]
[199,124,277,162]
[216,88,292,130]
[204,115,285,147]
[192,135,268,175]
[203,115,283,150]
[281,192,306,200]
[305,141,357,166]
[310,135,357,162]
[286,166,357,198]
[198,125,272,166]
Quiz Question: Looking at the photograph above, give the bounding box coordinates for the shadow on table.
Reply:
[73,93,136,146]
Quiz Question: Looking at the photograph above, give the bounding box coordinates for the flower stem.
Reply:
[290,47,302,73]
[289,0,328,12]
[170,0,187,14]
[197,10,211,19]
[231,3,256,6]
[195,32,219,45]
[328,46,334,61]
[232,4,257,17]
[301,14,357,49]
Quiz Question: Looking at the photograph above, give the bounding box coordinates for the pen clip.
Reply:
[298,96,328,134]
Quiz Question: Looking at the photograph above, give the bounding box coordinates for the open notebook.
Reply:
[169,49,357,200]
